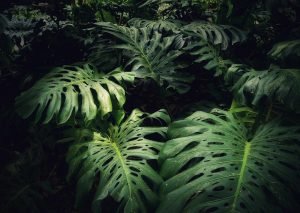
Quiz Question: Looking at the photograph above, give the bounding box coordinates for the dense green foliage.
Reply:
[1,0,300,212]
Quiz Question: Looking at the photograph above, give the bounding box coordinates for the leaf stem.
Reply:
[231,142,251,212]
[111,142,132,198]
[229,99,237,112]
[265,102,273,122]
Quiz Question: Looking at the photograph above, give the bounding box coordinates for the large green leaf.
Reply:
[159,108,300,212]
[128,18,182,34]
[181,21,245,75]
[88,34,122,72]
[97,22,194,94]
[268,40,300,67]
[15,64,135,124]
[226,64,300,113]
[182,21,246,50]
[184,38,232,76]
[141,0,221,8]
[67,109,170,212]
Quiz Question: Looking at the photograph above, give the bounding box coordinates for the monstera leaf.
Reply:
[67,109,170,212]
[97,22,194,94]
[268,40,300,66]
[184,38,232,76]
[141,0,221,7]
[88,34,122,72]
[15,64,135,124]
[76,0,133,6]
[181,22,245,75]
[128,18,182,33]
[158,108,300,212]
[226,64,300,113]
[182,22,246,50]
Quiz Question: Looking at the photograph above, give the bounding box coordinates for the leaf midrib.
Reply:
[111,142,133,199]
[231,142,251,212]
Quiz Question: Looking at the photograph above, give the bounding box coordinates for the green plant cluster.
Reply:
[1,0,300,212]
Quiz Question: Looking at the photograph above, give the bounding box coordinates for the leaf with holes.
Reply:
[67,109,170,213]
[97,22,194,94]
[158,108,300,212]
[15,64,135,124]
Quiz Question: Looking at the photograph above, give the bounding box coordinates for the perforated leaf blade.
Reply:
[158,109,300,213]
[67,109,170,213]
[15,65,135,124]
[97,22,194,94]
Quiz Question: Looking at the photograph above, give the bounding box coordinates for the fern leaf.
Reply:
[159,108,300,212]
[67,109,170,212]
[15,64,135,124]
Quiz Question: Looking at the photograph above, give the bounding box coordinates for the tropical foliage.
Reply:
[67,109,169,212]
[159,108,300,212]
[1,0,300,212]
[15,64,134,124]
